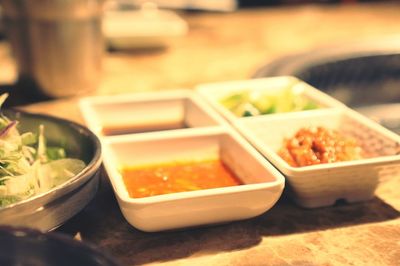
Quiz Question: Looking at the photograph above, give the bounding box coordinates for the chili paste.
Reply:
[121,159,242,198]
[278,126,363,167]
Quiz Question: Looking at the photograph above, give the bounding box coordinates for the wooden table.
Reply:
[0,2,399,265]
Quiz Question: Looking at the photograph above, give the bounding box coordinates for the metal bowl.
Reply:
[0,226,120,266]
[0,110,102,231]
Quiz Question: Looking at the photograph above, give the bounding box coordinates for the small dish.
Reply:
[196,76,345,123]
[103,5,188,49]
[79,90,227,137]
[0,110,102,231]
[102,128,285,232]
[0,226,120,266]
[235,108,400,208]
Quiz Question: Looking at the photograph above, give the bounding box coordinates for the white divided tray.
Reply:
[80,76,400,211]
[80,90,285,231]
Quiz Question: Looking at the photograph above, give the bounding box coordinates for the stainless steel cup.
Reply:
[1,0,105,98]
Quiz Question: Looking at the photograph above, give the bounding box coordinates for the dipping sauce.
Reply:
[121,159,242,198]
[102,120,186,136]
[278,126,364,167]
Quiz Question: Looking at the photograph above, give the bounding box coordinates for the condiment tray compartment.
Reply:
[196,76,345,123]
[235,108,400,208]
[79,90,227,137]
[102,128,285,232]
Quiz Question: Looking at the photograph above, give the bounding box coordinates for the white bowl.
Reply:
[102,128,285,232]
[103,8,188,49]
[196,76,345,123]
[235,108,400,208]
[79,90,227,137]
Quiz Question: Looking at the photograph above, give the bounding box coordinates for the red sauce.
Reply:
[278,126,364,167]
[121,159,242,198]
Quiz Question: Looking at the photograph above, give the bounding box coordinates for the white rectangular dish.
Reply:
[79,90,227,137]
[196,76,345,123]
[101,128,285,232]
[235,108,400,208]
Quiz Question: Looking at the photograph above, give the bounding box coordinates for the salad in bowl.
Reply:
[0,94,86,207]
[0,94,101,230]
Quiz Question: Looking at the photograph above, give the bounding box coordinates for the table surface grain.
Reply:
[0,2,399,266]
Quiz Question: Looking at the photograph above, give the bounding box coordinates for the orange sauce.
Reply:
[121,159,242,198]
[278,126,364,167]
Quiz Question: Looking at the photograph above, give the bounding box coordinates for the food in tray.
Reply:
[0,94,86,207]
[278,126,364,167]
[219,84,318,117]
[121,158,242,198]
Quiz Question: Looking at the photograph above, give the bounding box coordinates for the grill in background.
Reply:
[253,39,400,134]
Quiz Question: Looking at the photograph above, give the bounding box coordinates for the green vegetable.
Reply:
[0,93,86,208]
[46,147,66,161]
[219,83,319,117]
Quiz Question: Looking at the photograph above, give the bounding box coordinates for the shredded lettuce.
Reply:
[0,93,86,207]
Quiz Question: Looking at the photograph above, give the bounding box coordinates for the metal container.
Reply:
[1,0,105,98]
[0,110,102,231]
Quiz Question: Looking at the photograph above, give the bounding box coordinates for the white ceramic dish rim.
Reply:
[102,127,286,206]
[79,89,230,136]
[235,108,400,176]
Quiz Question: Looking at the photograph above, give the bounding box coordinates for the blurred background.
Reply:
[0,0,399,132]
